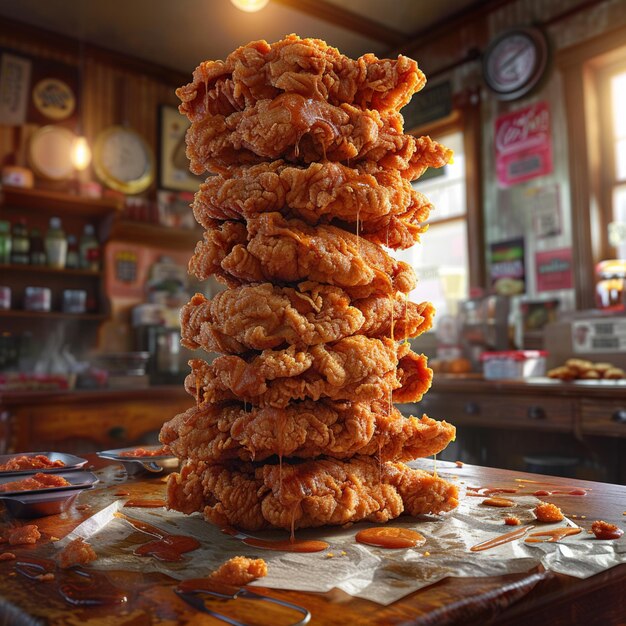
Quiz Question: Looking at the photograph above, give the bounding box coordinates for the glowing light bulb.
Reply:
[230,0,269,12]
[71,136,92,171]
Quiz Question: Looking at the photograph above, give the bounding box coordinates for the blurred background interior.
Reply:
[0,0,626,482]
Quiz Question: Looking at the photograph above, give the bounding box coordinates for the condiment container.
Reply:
[24,286,51,312]
[481,350,547,379]
[62,289,87,314]
[45,217,67,269]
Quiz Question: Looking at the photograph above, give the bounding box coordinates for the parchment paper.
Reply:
[52,461,626,606]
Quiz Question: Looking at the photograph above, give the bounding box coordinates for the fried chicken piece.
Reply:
[177,34,424,117]
[0,472,71,493]
[56,537,97,569]
[167,457,459,531]
[8,525,41,545]
[208,556,267,586]
[181,284,364,353]
[160,399,455,463]
[185,337,432,408]
[0,454,65,471]
[534,502,564,523]
[192,161,432,249]
[189,213,416,299]
[182,92,452,178]
[181,286,433,354]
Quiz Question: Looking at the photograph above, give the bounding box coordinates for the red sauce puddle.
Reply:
[355,527,425,549]
[123,499,166,508]
[482,497,515,507]
[117,512,200,561]
[468,484,589,498]
[470,525,535,552]
[525,527,582,543]
[222,526,328,553]
[15,555,127,606]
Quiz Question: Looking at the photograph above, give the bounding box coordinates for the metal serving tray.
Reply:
[0,452,88,476]
[97,446,179,475]
[0,471,98,518]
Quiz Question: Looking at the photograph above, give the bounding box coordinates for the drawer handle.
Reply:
[464,402,480,415]
[527,406,546,420]
[108,426,127,440]
[611,409,626,424]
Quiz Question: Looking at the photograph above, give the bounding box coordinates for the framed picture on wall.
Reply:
[158,104,203,192]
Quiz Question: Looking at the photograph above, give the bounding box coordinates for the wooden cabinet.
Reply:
[580,397,626,437]
[0,387,193,453]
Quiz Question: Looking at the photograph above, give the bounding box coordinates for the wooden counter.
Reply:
[0,386,193,454]
[0,458,624,625]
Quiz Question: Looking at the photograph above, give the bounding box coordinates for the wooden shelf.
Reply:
[109,220,201,250]
[0,264,102,277]
[0,310,108,321]
[1,186,122,218]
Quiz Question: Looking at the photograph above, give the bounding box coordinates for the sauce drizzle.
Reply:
[222,526,328,553]
[470,525,534,552]
[525,527,582,543]
[356,527,426,549]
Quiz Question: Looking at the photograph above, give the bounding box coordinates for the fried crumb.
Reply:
[0,552,15,561]
[504,516,521,526]
[571,514,578,519]
[534,502,564,523]
[340,551,347,556]
[49,536,60,542]
[591,520,624,540]
[56,537,97,569]
[35,573,55,582]
[581,515,586,519]
[325,553,335,558]
[75,504,91,511]
[455,461,464,468]
[207,556,267,586]
[8,525,41,546]
[423,551,430,556]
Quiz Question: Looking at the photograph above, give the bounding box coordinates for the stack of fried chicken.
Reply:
[160,35,459,531]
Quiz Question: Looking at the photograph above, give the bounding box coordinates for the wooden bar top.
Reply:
[0,457,624,625]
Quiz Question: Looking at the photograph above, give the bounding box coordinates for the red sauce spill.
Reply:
[356,527,426,549]
[123,499,166,508]
[222,527,328,553]
[482,497,515,508]
[114,490,131,496]
[525,527,582,543]
[533,488,587,497]
[118,513,200,561]
[470,525,535,552]
[15,556,127,606]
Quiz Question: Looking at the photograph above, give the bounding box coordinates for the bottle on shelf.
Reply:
[66,235,80,270]
[29,228,47,266]
[80,224,100,271]
[45,217,68,269]
[10,218,29,265]
[0,220,11,264]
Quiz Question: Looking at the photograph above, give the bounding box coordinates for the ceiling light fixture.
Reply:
[230,0,269,12]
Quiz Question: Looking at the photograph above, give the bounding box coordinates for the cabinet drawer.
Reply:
[580,399,626,437]
[410,393,574,430]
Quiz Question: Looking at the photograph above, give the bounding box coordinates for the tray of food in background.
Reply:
[97,445,178,475]
[0,452,88,475]
[0,471,98,518]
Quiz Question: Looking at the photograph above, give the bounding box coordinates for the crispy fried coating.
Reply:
[185,337,432,408]
[192,161,432,249]
[160,399,455,463]
[182,92,451,178]
[181,286,433,354]
[167,457,459,531]
[207,556,267,586]
[189,213,416,299]
[0,472,71,493]
[56,537,97,569]
[177,34,425,117]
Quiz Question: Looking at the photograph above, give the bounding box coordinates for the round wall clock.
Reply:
[483,27,549,101]
[94,126,155,194]
[28,125,76,180]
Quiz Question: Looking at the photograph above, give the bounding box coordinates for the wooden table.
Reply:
[0,457,624,626]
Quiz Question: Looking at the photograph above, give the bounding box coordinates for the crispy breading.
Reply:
[167,457,459,531]
[176,34,425,116]
[185,337,432,408]
[182,93,451,178]
[206,556,267,586]
[160,399,455,463]
[191,161,432,249]
[189,213,416,299]
[56,537,97,569]
[180,286,433,354]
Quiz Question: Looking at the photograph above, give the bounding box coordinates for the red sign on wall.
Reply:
[535,248,573,292]
[495,102,553,187]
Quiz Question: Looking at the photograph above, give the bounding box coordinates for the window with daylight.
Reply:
[392,130,469,320]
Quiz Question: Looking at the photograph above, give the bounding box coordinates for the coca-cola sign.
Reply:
[495,102,553,187]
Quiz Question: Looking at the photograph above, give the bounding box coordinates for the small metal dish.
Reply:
[97,446,179,476]
[0,471,98,518]
[0,452,88,476]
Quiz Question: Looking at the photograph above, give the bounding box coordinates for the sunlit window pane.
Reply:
[616,138,626,181]
[613,183,626,223]
[612,72,626,138]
